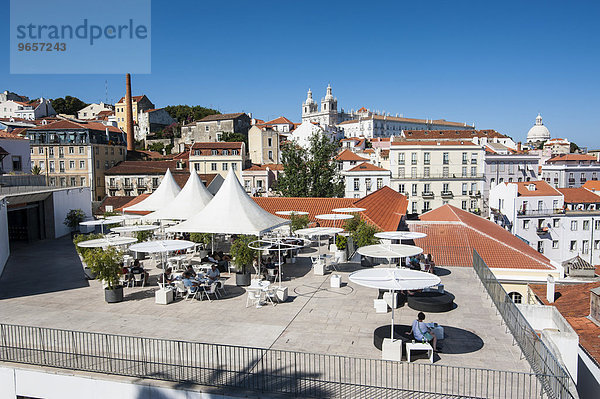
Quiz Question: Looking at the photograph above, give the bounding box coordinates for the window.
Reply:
[423,152,431,165]
[69,161,75,169]
[552,199,559,210]
[397,167,405,178]
[595,240,600,250]
[268,150,273,159]
[205,126,209,132]
[211,150,218,155]
[442,152,449,165]
[424,167,430,178]
[96,160,99,169]
[79,146,84,154]
[222,163,228,171]
[354,178,360,191]
[508,292,522,304]
[398,184,405,193]
[411,184,418,196]
[80,177,85,186]
[442,166,449,177]
[104,147,108,155]
[537,200,543,211]
[596,220,600,230]
[137,178,144,186]
[59,161,65,172]
[60,177,66,187]
[231,163,237,170]
[462,183,467,195]
[571,221,578,231]
[583,240,590,254]
[49,177,55,186]
[377,178,383,189]
[462,166,467,177]
[48,161,54,172]
[462,152,468,164]
[365,178,372,191]
[398,153,405,165]
[411,152,417,165]
[552,240,559,249]
[411,167,417,178]
[553,218,559,228]
[471,182,477,193]
[461,200,467,210]
[49,147,54,156]
[11,156,22,171]
[211,163,217,171]
[223,150,229,156]
[232,149,239,155]
[59,147,65,157]
[79,160,85,169]
[523,220,530,229]
[412,202,417,213]
[267,138,272,147]
[471,166,477,177]
[442,183,449,193]
[152,178,159,187]
[570,240,577,251]
[424,183,431,193]
[38,147,44,154]
[583,220,590,230]
[95,147,99,155]
[70,177,76,186]
[471,152,477,164]
[423,201,431,211]
[537,241,544,253]
[104,161,109,169]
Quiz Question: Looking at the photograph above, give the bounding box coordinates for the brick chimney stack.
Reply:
[125,73,135,151]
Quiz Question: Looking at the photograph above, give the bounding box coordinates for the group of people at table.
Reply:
[159,263,222,294]
[405,253,435,273]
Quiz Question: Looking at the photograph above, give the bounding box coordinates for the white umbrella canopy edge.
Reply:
[77,236,138,248]
[374,231,427,240]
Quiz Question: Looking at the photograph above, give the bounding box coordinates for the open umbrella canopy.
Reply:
[275,211,309,216]
[315,213,354,222]
[349,268,440,291]
[77,236,138,248]
[144,172,213,221]
[129,239,194,254]
[374,231,427,240]
[294,227,344,237]
[110,225,159,233]
[357,244,423,259]
[332,207,366,213]
[124,169,181,213]
[80,217,124,227]
[166,170,289,235]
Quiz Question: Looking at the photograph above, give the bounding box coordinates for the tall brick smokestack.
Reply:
[125,73,135,151]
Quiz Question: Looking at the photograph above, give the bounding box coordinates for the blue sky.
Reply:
[2,0,599,147]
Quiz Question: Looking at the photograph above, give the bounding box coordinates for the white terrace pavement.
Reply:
[0,236,531,373]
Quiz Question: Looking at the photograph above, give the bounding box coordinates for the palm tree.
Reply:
[31,165,42,175]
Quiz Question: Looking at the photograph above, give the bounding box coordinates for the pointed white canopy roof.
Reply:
[124,169,181,212]
[166,170,289,235]
[144,172,213,221]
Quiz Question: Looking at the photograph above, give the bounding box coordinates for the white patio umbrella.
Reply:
[315,214,353,245]
[332,207,366,213]
[374,231,427,241]
[111,225,159,234]
[349,268,441,341]
[80,217,126,234]
[249,238,305,287]
[77,236,138,248]
[129,239,195,272]
[295,227,343,257]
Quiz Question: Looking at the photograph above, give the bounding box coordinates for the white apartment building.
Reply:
[0,98,56,120]
[389,140,485,215]
[489,181,600,267]
[541,154,600,188]
[77,103,113,120]
[188,142,246,180]
[0,132,30,174]
[342,162,391,198]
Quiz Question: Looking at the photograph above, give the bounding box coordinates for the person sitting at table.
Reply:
[120,262,132,284]
[185,264,196,278]
[215,251,230,271]
[424,254,435,274]
[131,260,149,284]
[406,312,441,352]
[159,267,174,286]
[206,264,220,284]
[206,253,219,264]
[182,271,199,293]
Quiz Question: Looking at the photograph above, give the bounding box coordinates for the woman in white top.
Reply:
[406,312,440,352]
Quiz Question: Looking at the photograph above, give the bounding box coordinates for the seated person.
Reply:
[206,253,219,264]
[206,264,220,284]
[120,262,132,283]
[130,260,149,284]
[159,267,174,286]
[182,271,199,293]
[185,264,197,278]
[215,251,230,271]
[424,254,435,273]
[406,312,441,352]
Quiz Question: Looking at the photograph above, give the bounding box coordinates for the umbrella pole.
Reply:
[278,239,282,288]
[390,289,395,341]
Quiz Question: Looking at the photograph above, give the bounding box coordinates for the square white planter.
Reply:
[374,299,388,313]
[382,338,403,361]
[276,286,288,302]
[313,262,326,276]
[383,292,399,309]
[330,274,341,288]
[155,288,174,305]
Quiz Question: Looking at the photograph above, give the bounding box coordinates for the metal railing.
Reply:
[0,322,548,398]
[472,250,576,399]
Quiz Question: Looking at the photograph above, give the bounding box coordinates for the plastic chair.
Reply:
[201,283,219,302]
[215,280,227,296]
[119,274,131,288]
[174,281,187,299]
[132,273,145,287]
[246,289,262,308]
[185,285,199,301]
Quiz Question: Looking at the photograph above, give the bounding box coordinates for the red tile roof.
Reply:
[391,140,479,147]
[199,113,245,122]
[347,162,389,172]
[529,282,600,365]
[557,187,600,204]
[116,95,147,104]
[116,194,150,213]
[547,154,596,163]
[411,205,555,270]
[29,119,122,133]
[0,131,27,140]
[402,129,506,139]
[511,180,562,197]
[380,149,389,157]
[265,116,294,125]
[95,196,137,216]
[253,186,407,231]
[105,160,187,175]
[583,180,600,192]
[335,149,369,162]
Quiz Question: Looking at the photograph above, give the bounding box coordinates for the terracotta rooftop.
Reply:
[547,154,596,163]
[245,163,284,172]
[557,187,600,204]
[29,120,122,134]
[338,116,470,128]
[116,194,150,212]
[511,180,562,197]
[402,129,505,140]
[529,282,600,365]
[391,140,480,147]
[198,113,245,122]
[116,95,147,104]
[104,160,188,176]
[95,196,137,216]
[347,162,389,172]
[335,149,369,162]
[0,131,27,140]
[410,205,555,270]
[583,180,600,192]
[265,116,294,125]
[253,186,407,231]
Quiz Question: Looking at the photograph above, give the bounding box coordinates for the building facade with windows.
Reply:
[388,140,485,215]
[342,162,391,198]
[179,113,251,147]
[77,103,114,120]
[489,181,600,267]
[0,98,56,120]
[114,95,155,132]
[248,125,282,165]
[241,163,284,196]
[541,154,600,188]
[26,120,127,201]
[0,131,29,175]
[188,142,246,180]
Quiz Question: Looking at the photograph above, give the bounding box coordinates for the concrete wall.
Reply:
[0,364,248,399]
[51,188,92,238]
[0,199,8,276]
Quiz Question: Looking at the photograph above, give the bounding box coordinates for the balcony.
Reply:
[394,174,484,181]
[421,208,432,213]
[441,191,453,198]
[422,191,434,198]
[469,208,481,215]
[123,183,133,189]
[568,178,575,184]
[108,183,119,190]
[536,226,549,235]
[517,208,565,217]
[469,190,481,197]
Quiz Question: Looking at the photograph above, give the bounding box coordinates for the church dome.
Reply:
[304,88,315,105]
[527,114,550,142]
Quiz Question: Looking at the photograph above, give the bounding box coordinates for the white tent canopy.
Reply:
[167,170,290,235]
[124,169,181,212]
[144,171,213,221]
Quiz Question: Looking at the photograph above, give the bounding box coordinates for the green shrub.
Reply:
[135,229,154,242]
[190,233,211,247]
[351,221,380,248]
[64,209,86,232]
[230,235,258,274]
[73,233,104,258]
[336,234,347,250]
[84,247,123,290]
[290,214,310,232]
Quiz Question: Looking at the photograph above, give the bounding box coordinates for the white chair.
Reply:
[215,280,227,297]
[119,274,131,288]
[200,283,219,302]
[185,285,199,301]
[246,289,262,308]
[174,281,187,299]
[132,273,145,287]
[264,288,277,306]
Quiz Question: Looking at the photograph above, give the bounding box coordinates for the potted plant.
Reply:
[64,209,86,238]
[73,233,104,279]
[230,235,257,286]
[335,234,348,263]
[84,247,125,303]
[350,220,381,267]
[190,233,212,257]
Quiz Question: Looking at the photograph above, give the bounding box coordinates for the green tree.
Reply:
[31,165,42,175]
[221,132,247,147]
[351,220,380,247]
[85,247,123,290]
[230,235,258,274]
[64,209,86,233]
[289,214,310,232]
[51,96,89,115]
[278,132,344,197]
[164,105,220,123]
[570,142,580,153]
